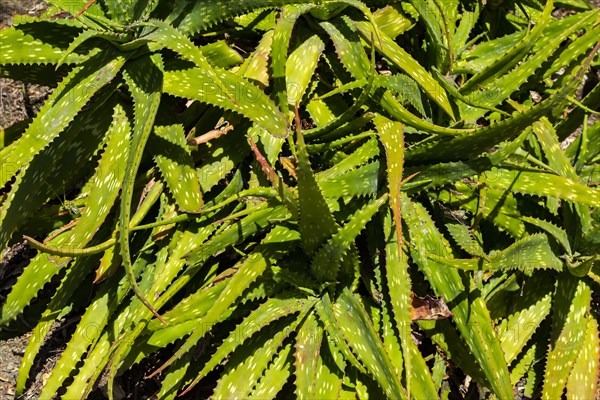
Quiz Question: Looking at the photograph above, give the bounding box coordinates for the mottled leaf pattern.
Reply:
[542,276,591,399]
[163,67,289,138]
[311,194,387,282]
[153,124,203,212]
[296,126,337,256]
[334,289,407,399]
[3,2,600,399]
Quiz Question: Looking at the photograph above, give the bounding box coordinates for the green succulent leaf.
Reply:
[182,293,313,395]
[153,124,203,213]
[403,195,513,398]
[163,67,289,138]
[484,167,600,207]
[566,315,600,399]
[296,126,337,256]
[0,24,84,65]
[311,194,387,283]
[294,311,323,399]
[542,276,591,399]
[333,288,407,399]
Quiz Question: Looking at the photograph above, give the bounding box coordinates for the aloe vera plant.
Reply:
[0,0,599,398]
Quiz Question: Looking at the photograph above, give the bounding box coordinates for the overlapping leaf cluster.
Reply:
[0,0,599,398]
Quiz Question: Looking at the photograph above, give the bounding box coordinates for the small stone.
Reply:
[11,349,24,356]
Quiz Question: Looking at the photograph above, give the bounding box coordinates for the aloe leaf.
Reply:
[272,4,316,111]
[445,179,527,237]
[200,40,243,69]
[407,48,593,163]
[320,18,469,136]
[15,257,96,394]
[150,224,297,378]
[312,194,387,283]
[134,19,237,103]
[239,26,285,163]
[452,1,480,54]
[356,21,455,119]
[185,205,290,267]
[461,0,554,94]
[566,315,600,398]
[233,8,278,31]
[314,75,429,117]
[489,233,562,274]
[119,53,165,322]
[180,293,313,395]
[303,37,377,138]
[85,261,166,399]
[163,67,288,138]
[167,0,311,35]
[496,274,554,364]
[375,112,425,395]
[23,102,130,264]
[39,244,153,397]
[319,161,379,201]
[191,126,247,193]
[432,67,508,116]
[103,0,135,22]
[144,277,282,351]
[110,0,158,22]
[53,103,130,260]
[147,281,227,332]
[542,275,591,399]
[48,0,104,17]
[405,128,529,193]
[334,289,407,399]
[421,317,491,388]
[372,4,412,39]
[56,29,127,69]
[455,29,523,73]
[375,114,404,244]
[0,49,125,193]
[69,260,160,399]
[403,195,513,398]
[533,117,578,179]
[305,89,348,127]
[213,315,302,399]
[520,216,572,255]
[103,186,245,392]
[543,19,600,82]
[249,342,294,399]
[157,351,194,400]
[296,126,337,256]
[286,34,325,107]
[510,340,542,387]
[315,294,367,375]
[446,223,487,258]
[430,233,563,274]
[294,312,323,398]
[316,137,379,181]
[405,0,446,67]
[238,29,274,88]
[0,25,84,65]
[462,10,599,121]
[316,342,352,398]
[381,212,411,390]
[484,167,600,207]
[152,124,203,213]
[381,213,438,399]
[0,98,117,326]
[558,81,600,143]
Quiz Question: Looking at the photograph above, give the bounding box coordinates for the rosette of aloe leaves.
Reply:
[0,0,599,398]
